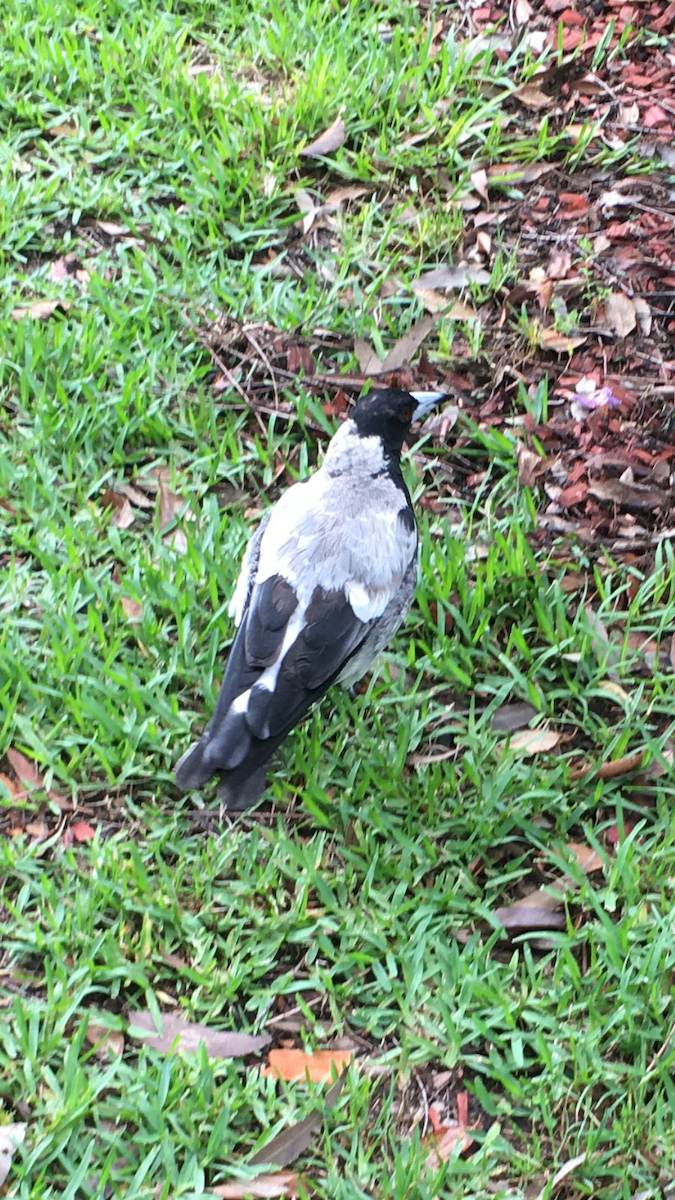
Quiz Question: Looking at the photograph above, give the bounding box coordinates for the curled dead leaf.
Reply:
[298,115,346,158]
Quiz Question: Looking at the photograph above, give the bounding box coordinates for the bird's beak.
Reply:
[409,391,453,421]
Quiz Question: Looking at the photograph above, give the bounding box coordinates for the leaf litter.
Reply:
[127,1010,270,1058]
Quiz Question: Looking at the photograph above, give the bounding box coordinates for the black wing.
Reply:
[174,576,369,790]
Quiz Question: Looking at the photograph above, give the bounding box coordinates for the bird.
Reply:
[174,386,449,809]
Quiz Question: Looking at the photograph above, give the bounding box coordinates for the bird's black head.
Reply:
[350,388,422,458]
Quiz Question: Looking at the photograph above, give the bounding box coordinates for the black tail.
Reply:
[174,731,283,810]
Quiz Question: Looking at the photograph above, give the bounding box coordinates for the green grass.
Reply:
[2,0,675,1196]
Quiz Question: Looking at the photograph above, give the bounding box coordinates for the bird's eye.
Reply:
[399,404,413,423]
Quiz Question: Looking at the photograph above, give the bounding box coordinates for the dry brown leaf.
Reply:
[569,749,646,782]
[381,314,437,372]
[492,887,567,933]
[325,185,369,208]
[412,265,490,291]
[262,1048,352,1084]
[517,444,544,488]
[632,295,652,336]
[470,168,489,202]
[11,299,70,321]
[128,1011,271,1058]
[209,1174,300,1199]
[299,115,346,158]
[70,819,96,842]
[508,728,561,755]
[547,250,572,280]
[119,483,154,509]
[588,478,669,510]
[423,1092,477,1168]
[0,772,21,799]
[0,1123,26,1187]
[538,328,586,353]
[5,748,72,811]
[47,121,78,137]
[354,337,383,376]
[564,842,604,874]
[251,1075,344,1168]
[120,596,143,621]
[6,748,46,791]
[514,84,551,109]
[604,291,637,338]
[158,481,186,531]
[86,1022,125,1060]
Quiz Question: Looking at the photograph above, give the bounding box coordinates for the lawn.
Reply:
[2,0,675,1196]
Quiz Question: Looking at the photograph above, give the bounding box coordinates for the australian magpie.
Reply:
[174,386,449,808]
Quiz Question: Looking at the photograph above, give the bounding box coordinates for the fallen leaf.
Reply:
[491,702,538,732]
[412,265,490,291]
[517,444,544,488]
[515,0,533,21]
[0,772,21,799]
[354,337,383,376]
[325,185,369,208]
[588,478,669,510]
[508,728,561,755]
[298,115,346,158]
[120,596,143,621]
[70,820,96,842]
[251,1075,344,1168]
[158,481,186,531]
[632,295,652,336]
[6,748,45,791]
[85,1022,125,1060]
[0,1123,26,1187]
[564,842,604,874]
[119,483,154,509]
[470,168,489,202]
[209,1174,300,1199]
[604,292,636,338]
[514,84,552,109]
[46,121,78,137]
[262,1048,352,1084]
[538,328,586,353]
[423,1091,477,1167]
[492,887,567,933]
[569,749,645,781]
[128,1011,270,1058]
[381,315,437,372]
[535,1153,587,1200]
[25,821,50,840]
[11,299,70,321]
[49,255,89,285]
[294,189,316,235]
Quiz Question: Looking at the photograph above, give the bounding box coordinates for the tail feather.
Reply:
[175,729,282,810]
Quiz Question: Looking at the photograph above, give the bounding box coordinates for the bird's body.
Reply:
[175,387,446,808]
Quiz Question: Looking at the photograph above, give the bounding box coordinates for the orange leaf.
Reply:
[423,1092,476,1167]
[262,1049,352,1084]
[0,772,21,799]
[70,820,96,842]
